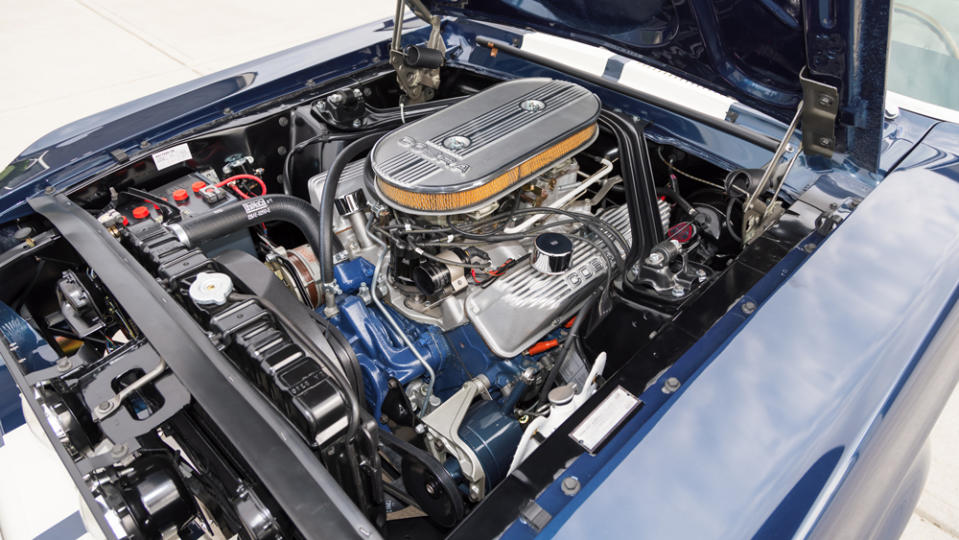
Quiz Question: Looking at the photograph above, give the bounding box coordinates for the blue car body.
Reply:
[1,1,957,538]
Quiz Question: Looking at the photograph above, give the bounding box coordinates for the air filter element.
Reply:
[370,78,601,215]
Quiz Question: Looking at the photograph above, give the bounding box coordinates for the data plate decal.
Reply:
[152,143,192,170]
[569,385,641,454]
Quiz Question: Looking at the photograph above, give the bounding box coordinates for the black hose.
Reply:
[318,133,383,285]
[656,187,697,217]
[282,96,468,194]
[725,197,743,243]
[283,132,365,195]
[282,109,297,195]
[171,195,324,265]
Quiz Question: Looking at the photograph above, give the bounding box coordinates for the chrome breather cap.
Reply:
[531,232,573,275]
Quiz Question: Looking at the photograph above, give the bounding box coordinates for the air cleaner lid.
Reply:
[370,78,601,214]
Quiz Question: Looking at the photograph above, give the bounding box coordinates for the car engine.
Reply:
[0,71,761,538]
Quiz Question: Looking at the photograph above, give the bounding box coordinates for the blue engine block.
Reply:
[324,259,539,425]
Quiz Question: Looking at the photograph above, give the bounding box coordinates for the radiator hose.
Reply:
[169,194,324,271]
[170,134,380,315]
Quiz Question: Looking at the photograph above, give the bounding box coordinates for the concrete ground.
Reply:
[0,1,957,539]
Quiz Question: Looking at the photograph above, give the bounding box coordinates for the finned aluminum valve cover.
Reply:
[465,205,632,357]
[370,78,601,214]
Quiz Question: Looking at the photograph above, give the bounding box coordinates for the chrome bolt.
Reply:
[742,301,757,314]
[328,93,343,104]
[110,443,128,458]
[671,285,685,298]
[817,94,834,107]
[818,137,832,147]
[695,268,707,282]
[561,476,581,496]
[352,119,362,128]
[803,242,818,253]
[662,377,681,394]
[469,485,482,501]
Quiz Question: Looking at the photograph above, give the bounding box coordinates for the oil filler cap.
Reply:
[189,272,234,307]
[532,233,573,275]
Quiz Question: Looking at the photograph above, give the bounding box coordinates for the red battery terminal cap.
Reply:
[132,206,150,219]
[191,181,207,193]
[172,189,189,202]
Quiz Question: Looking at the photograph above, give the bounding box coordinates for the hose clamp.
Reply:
[167,223,191,247]
[322,281,342,295]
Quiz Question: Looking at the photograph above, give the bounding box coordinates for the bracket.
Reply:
[799,69,839,158]
[389,0,445,103]
[421,375,490,501]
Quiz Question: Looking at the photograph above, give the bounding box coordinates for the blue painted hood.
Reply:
[429,0,892,167]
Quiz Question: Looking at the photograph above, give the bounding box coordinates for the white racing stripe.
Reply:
[520,31,736,121]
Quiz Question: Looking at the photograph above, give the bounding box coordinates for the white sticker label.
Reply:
[569,386,641,454]
[152,143,192,170]
[242,198,270,220]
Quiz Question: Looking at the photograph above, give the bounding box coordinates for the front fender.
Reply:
[537,132,959,539]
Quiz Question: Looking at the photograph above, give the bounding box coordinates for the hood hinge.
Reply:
[799,69,839,158]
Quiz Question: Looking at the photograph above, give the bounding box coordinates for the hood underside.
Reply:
[429,0,892,170]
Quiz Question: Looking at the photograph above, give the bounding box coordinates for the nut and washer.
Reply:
[519,99,546,112]
[662,377,681,394]
[645,252,665,266]
[442,135,471,150]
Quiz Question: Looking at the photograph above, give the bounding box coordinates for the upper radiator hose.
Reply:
[169,193,324,276]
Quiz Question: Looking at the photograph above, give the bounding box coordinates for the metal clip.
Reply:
[93,360,167,420]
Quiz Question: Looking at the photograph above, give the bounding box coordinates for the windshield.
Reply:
[887,0,959,113]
